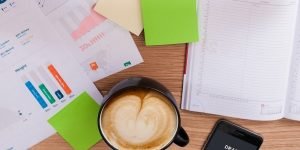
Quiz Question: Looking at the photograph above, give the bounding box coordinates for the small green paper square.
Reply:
[141,0,199,45]
[48,92,101,150]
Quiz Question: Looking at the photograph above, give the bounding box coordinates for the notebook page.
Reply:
[183,0,298,120]
[285,1,300,121]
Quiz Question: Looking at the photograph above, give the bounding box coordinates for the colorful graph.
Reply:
[38,66,64,100]
[21,64,71,109]
[48,64,72,95]
[22,76,48,109]
[59,5,106,41]
[30,71,56,104]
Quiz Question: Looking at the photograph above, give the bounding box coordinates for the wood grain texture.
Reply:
[32,34,300,150]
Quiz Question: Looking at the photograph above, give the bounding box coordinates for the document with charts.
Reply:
[0,0,103,149]
[182,0,300,121]
[35,0,143,81]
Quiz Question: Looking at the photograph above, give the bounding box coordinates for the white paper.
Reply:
[285,1,300,121]
[182,0,299,120]
[35,0,68,15]
[35,0,143,81]
[0,0,103,149]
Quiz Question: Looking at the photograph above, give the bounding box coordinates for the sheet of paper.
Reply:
[141,0,198,46]
[0,0,103,149]
[286,1,300,121]
[94,0,143,36]
[182,0,298,120]
[35,0,68,15]
[35,0,143,81]
[48,92,101,150]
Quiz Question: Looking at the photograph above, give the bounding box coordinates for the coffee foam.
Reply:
[101,89,178,149]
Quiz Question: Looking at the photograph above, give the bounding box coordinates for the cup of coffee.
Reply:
[97,77,189,149]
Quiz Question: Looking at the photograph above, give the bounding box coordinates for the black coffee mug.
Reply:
[97,77,189,149]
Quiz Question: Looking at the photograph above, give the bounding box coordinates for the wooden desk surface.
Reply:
[32,34,300,150]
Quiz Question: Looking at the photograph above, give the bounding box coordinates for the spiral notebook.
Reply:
[182,0,300,121]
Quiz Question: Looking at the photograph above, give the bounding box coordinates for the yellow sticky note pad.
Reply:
[94,0,143,36]
[48,92,101,150]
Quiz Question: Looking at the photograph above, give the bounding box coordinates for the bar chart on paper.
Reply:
[36,0,144,82]
[20,63,72,111]
[58,4,106,41]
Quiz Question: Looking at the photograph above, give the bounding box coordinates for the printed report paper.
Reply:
[0,0,103,149]
[36,0,143,81]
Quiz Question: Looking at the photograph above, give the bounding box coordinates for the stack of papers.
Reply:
[0,0,143,149]
[0,0,200,148]
[0,0,103,149]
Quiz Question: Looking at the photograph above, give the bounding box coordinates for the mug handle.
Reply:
[174,126,189,147]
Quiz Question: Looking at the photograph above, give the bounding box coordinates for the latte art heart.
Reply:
[101,90,178,149]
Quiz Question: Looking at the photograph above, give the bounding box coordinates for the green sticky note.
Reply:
[48,92,101,150]
[141,0,199,46]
